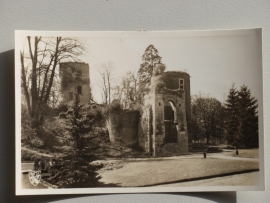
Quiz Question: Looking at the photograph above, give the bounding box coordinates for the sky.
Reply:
[16,29,262,105]
[79,29,262,104]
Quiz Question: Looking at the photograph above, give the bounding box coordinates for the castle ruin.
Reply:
[108,71,191,156]
[59,63,191,156]
[59,62,91,105]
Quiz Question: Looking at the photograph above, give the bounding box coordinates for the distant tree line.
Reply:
[191,84,258,148]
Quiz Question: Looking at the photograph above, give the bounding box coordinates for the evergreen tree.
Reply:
[224,84,239,144]
[69,94,92,151]
[43,94,101,188]
[236,85,258,148]
[137,45,165,86]
[224,84,258,148]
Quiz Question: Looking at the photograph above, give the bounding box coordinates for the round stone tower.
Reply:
[139,71,191,156]
[162,71,192,143]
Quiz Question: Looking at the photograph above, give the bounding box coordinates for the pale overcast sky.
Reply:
[16,29,262,105]
[79,29,262,104]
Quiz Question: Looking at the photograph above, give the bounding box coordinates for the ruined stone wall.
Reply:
[138,105,151,152]
[59,62,90,105]
[108,110,140,147]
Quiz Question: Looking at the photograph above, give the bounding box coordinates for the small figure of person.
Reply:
[236,148,239,155]
[203,151,206,159]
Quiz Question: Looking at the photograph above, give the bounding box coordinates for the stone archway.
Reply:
[164,100,178,143]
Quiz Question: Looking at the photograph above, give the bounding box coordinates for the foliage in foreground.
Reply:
[42,95,101,188]
[23,95,104,188]
[41,152,101,188]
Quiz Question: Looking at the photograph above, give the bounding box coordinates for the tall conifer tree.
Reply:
[137,45,166,86]
[224,84,239,145]
[225,84,258,148]
[237,85,258,148]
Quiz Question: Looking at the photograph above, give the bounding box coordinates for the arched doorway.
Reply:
[164,100,178,143]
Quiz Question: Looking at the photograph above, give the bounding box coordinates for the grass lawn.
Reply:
[99,157,259,187]
[224,149,259,159]
[21,163,34,171]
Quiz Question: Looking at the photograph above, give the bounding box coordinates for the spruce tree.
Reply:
[225,84,258,148]
[237,85,258,148]
[69,94,90,151]
[44,94,101,188]
[224,84,239,145]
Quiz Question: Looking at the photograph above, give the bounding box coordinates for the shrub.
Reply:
[21,105,37,145]
[102,100,123,119]
[86,107,104,126]
[43,106,59,118]
[56,103,68,114]
[44,152,101,188]
[36,127,62,151]
[30,137,45,149]
[109,100,122,113]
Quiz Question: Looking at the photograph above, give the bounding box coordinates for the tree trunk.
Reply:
[21,52,32,118]
[28,36,40,126]
[43,37,61,104]
[206,133,210,144]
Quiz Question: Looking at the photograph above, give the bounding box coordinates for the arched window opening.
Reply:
[164,100,178,143]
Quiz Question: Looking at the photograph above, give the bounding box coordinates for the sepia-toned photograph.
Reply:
[15,29,264,195]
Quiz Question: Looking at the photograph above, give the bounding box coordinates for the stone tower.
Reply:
[59,62,91,105]
[138,71,191,156]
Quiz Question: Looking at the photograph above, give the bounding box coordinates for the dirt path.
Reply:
[157,172,260,187]
[21,147,54,158]
[100,152,259,163]
[205,153,259,162]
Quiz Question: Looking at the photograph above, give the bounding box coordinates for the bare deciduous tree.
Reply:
[111,70,144,108]
[97,62,115,105]
[21,36,86,127]
[191,93,224,144]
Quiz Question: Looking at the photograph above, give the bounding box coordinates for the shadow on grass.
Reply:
[95,181,121,187]
[139,169,259,187]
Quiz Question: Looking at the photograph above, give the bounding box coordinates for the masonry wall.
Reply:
[59,62,90,105]
[108,110,140,147]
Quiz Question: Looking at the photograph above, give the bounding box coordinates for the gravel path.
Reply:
[157,172,260,187]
